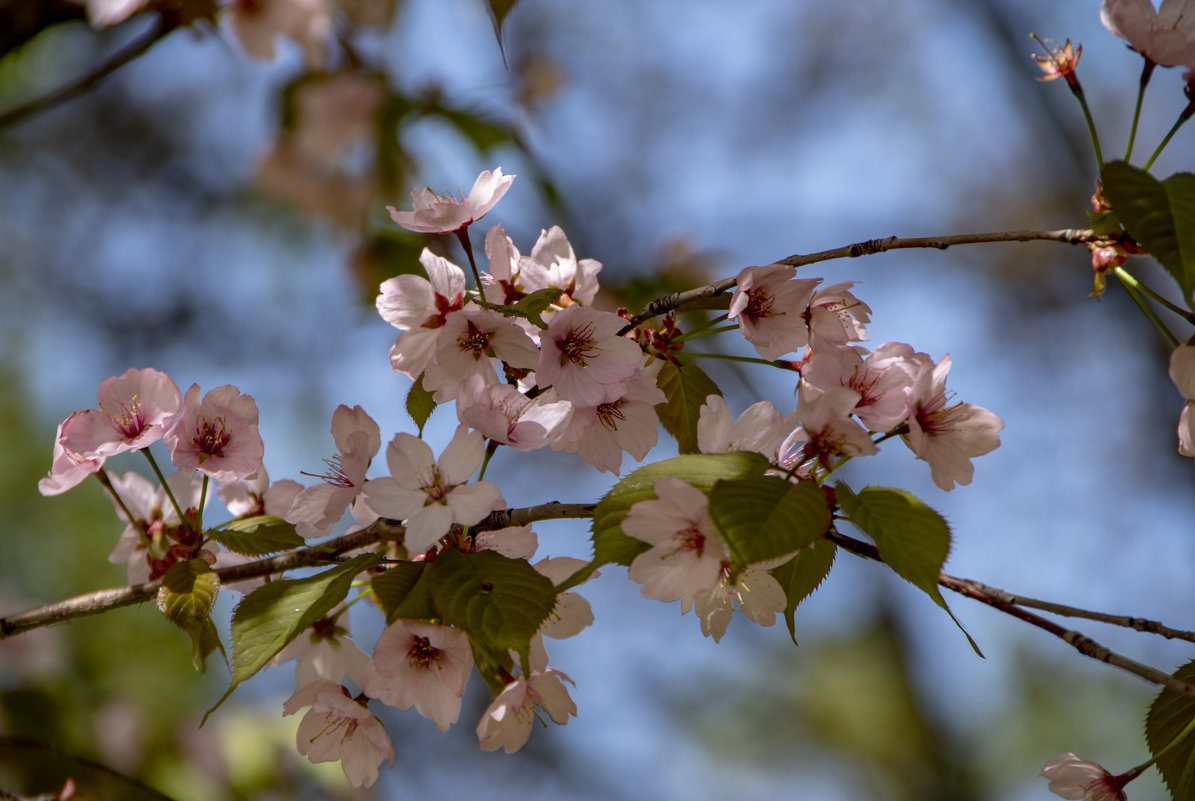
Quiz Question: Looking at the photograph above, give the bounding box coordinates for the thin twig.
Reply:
[826,530,1195,698]
[621,228,1097,331]
[0,501,595,638]
[0,14,175,131]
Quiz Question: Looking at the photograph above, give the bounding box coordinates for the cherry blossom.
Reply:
[793,386,878,468]
[696,395,799,457]
[805,281,872,351]
[1039,753,1126,801]
[623,477,727,611]
[106,470,205,584]
[387,168,514,234]
[59,367,181,461]
[482,225,525,305]
[475,525,539,559]
[534,557,596,640]
[728,264,821,361]
[216,468,302,521]
[801,342,919,433]
[517,226,602,308]
[1034,39,1084,85]
[693,564,788,642]
[476,669,577,753]
[456,375,571,452]
[537,306,643,405]
[283,681,394,788]
[362,426,504,554]
[165,385,264,484]
[272,616,370,687]
[286,405,381,538]
[549,371,665,474]
[361,620,473,732]
[81,0,148,28]
[38,422,104,497]
[1169,344,1195,456]
[422,307,540,402]
[902,355,1003,491]
[377,250,468,379]
[1100,0,1195,67]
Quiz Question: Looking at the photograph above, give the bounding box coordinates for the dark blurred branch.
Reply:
[0,13,175,131]
[622,227,1097,330]
[0,501,593,637]
[827,529,1195,699]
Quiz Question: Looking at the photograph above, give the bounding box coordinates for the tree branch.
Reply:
[827,529,1195,698]
[0,501,595,638]
[621,228,1097,331]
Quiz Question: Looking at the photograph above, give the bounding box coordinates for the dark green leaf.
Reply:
[208,515,304,557]
[769,538,837,645]
[1146,659,1195,801]
[484,287,565,329]
[1101,161,1195,303]
[655,361,721,454]
[707,477,829,571]
[371,560,435,622]
[1087,208,1122,237]
[483,0,520,61]
[435,106,512,154]
[407,373,437,436]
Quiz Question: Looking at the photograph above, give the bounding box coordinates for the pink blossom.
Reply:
[422,307,540,402]
[696,395,799,457]
[272,617,370,687]
[377,250,468,379]
[482,225,524,305]
[728,264,821,361]
[361,620,473,732]
[550,371,664,474]
[693,565,788,642]
[793,386,878,468]
[165,385,264,483]
[106,470,205,585]
[533,557,595,640]
[902,355,1003,491]
[476,669,577,753]
[1101,0,1195,67]
[475,525,539,559]
[623,477,727,612]
[1169,344,1195,398]
[82,0,148,28]
[517,226,602,308]
[456,375,571,451]
[287,405,381,538]
[1039,753,1126,801]
[283,681,394,788]
[805,281,871,351]
[216,468,302,520]
[801,342,919,433]
[59,367,181,461]
[362,426,504,554]
[387,168,514,234]
[537,306,643,405]
[39,422,104,497]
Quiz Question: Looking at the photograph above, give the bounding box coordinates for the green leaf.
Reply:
[573,452,772,589]
[428,549,556,671]
[1146,659,1195,801]
[371,560,435,622]
[483,287,565,329]
[1087,208,1122,238]
[157,559,225,673]
[483,0,520,60]
[435,106,512,154]
[655,361,721,454]
[707,477,829,571]
[208,515,304,557]
[1101,161,1195,302]
[407,374,437,436]
[207,553,380,719]
[769,538,837,646]
[837,484,981,656]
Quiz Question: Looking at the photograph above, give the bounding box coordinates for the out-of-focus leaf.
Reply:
[655,361,721,454]
[435,106,512,154]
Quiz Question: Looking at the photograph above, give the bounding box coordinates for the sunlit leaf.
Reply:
[407,373,437,436]
[157,559,225,673]
[655,360,721,454]
[769,538,837,645]
[707,477,829,571]
[208,515,304,557]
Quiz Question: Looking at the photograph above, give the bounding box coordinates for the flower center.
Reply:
[596,400,627,431]
[102,395,147,439]
[743,287,776,320]
[193,415,230,458]
[557,321,599,367]
[457,319,495,359]
[407,635,441,671]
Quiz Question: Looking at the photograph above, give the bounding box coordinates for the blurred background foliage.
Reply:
[0,0,1192,799]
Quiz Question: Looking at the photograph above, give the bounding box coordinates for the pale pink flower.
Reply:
[165,385,264,483]
[422,308,540,402]
[793,386,878,468]
[533,557,595,640]
[801,342,919,433]
[903,355,1003,491]
[59,367,181,461]
[377,249,468,379]
[550,371,664,474]
[623,477,727,612]
[728,264,821,361]
[362,426,504,554]
[227,0,333,66]
[1101,0,1195,67]
[283,681,394,788]
[387,168,514,234]
[456,375,571,452]
[81,0,148,28]
[475,525,539,559]
[1180,403,1195,457]
[693,564,788,642]
[39,422,104,496]
[805,281,871,351]
[216,469,302,520]
[482,225,524,305]
[537,306,643,405]
[272,617,370,687]
[287,405,380,538]
[516,226,602,308]
[476,669,577,753]
[107,470,205,585]
[696,395,799,457]
[361,620,473,732]
[1169,344,1195,398]
[1039,753,1126,801]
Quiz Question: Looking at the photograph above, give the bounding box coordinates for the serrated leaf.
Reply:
[769,538,837,646]
[574,452,772,588]
[655,361,721,454]
[208,515,304,557]
[157,559,225,672]
[1146,659,1195,801]
[1087,208,1122,237]
[371,561,435,622]
[428,549,556,671]
[837,484,982,656]
[1101,161,1195,303]
[407,374,437,436]
[707,477,829,571]
[206,553,379,720]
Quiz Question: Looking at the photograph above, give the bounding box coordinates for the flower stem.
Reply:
[197,475,208,533]
[1114,269,1179,347]
[455,228,485,294]
[673,322,739,343]
[1075,86,1105,169]
[1113,266,1195,322]
[1125,60,1156,163]
[1122,711,1195,781]
[142,449,190,531]
[478,439,500,482]
[682,352,794,368]
[1142,102,1195,171]
[94,467,155,553]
